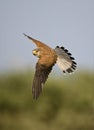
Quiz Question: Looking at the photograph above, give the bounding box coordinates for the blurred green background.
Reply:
[0,70,94,130]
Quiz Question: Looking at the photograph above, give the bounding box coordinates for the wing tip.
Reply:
[23,33,34,41]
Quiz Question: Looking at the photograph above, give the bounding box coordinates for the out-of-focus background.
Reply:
[0,0,94,130]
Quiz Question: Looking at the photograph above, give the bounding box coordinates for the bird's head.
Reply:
[32,48,40,58]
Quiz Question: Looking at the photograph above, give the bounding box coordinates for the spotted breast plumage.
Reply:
[24,34,77,99]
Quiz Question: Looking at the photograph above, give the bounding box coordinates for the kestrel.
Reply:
[24,34,77,99]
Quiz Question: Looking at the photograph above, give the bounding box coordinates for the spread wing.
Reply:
[32,62,53,99]
[55,46,77,73]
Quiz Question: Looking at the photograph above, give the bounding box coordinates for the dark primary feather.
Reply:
[32,63,53,99]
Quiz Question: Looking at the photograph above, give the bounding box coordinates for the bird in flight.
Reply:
[24,34,77,99]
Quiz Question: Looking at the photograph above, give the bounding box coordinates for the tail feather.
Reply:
[55,46,77,73]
